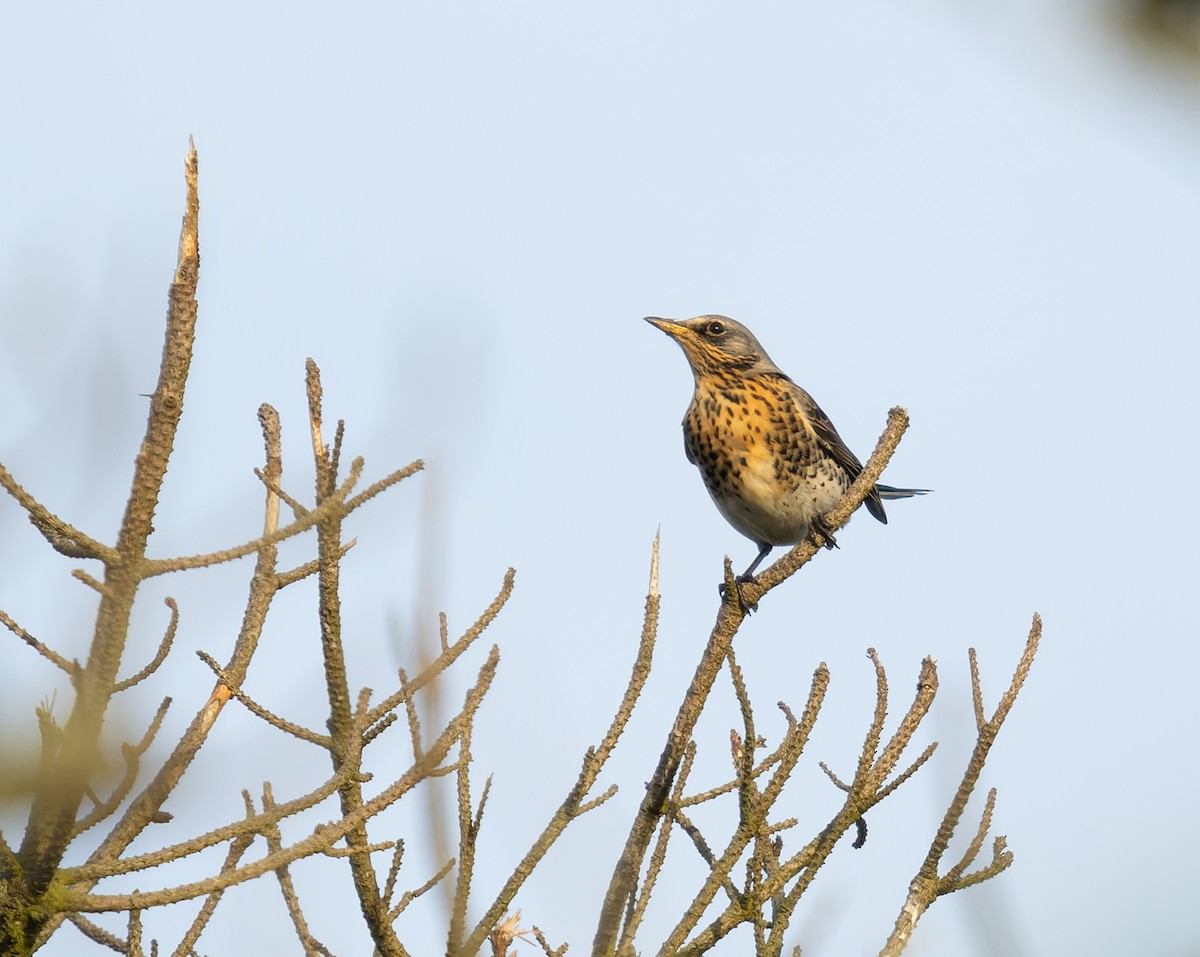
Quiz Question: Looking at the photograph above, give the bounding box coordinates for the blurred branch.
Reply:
[1112,0,1200,65]
[73,697,172,836]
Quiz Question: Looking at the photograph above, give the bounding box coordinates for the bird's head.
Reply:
[644,315,782,379]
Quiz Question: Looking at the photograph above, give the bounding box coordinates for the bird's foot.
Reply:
[718,574,760,614]
[810,516,839,550]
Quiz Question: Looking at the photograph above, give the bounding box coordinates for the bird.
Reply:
[646,314,926,584]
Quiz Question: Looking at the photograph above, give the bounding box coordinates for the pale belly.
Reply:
[706,453,846,546]
[682,377,852,547]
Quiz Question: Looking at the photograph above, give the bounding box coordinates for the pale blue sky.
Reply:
[2,3,1198,955]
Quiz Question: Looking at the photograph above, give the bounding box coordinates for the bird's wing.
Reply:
[784,376,888,524]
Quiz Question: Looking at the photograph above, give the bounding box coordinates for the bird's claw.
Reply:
[810,516,839,550]
[718,575,760,614]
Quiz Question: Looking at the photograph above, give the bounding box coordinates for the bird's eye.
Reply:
[705,321,726,337]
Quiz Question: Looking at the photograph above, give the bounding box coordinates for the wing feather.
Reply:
[780,376,888,524]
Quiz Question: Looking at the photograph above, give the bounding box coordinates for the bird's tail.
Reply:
[876,484,929,500]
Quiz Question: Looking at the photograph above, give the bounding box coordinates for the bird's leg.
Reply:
[809,515,839,550]
[718,543,772,613]
[739,543,774,582]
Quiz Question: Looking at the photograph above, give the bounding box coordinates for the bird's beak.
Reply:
[644,316,687,338]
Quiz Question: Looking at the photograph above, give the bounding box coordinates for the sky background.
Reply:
[2,2,1199,955]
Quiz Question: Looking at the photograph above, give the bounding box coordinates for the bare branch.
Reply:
[195,651,330,747]
[389,858,456,922]
[622,740,698,954]
[448,712,478,954]
[382,840,405,912]
[66,764,355,884]
[818,761,850,792]
[321,838,398,858]
[274,539,355,589]
[969,647,986,732]
[260,782,333,957]
[113,598,179,693]
[11,143,203,934]
[253,466,310,519]
[941,788,997,887]
[870,656,939,794]
[0,607,75,677]
[169,827,256,957]
[343,459,424,513]
[35,388,300,951]
[661,662,831,955]
[64,650,494,909]
[531,925,569,957]
[467,535,661,957]
[365,568,516,729]
[878,615,1042,957]
[71,569,110,595]
[914,617,1040,887]
[0,463,115,562]
[66,913,127,952]
[873,741,939,804]
[141,459,364,577]
[576,783,619,815]
[126,905,143,957]
[856,649,891,786]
